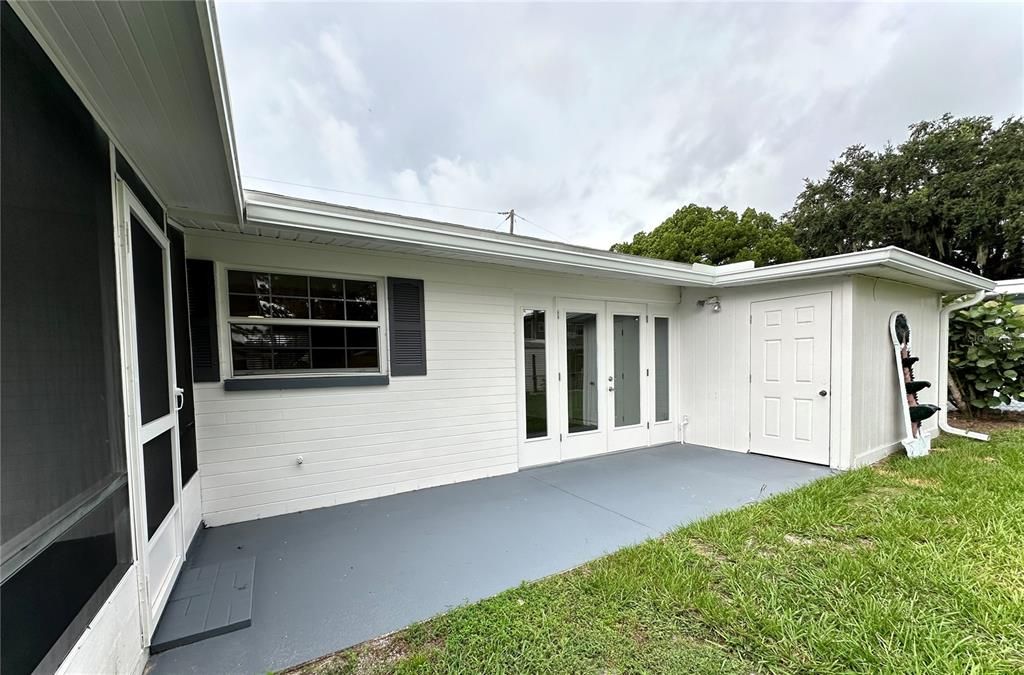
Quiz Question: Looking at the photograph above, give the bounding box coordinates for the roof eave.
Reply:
[712,247,994,292]
[244,193,713,287]
[195,0,244,227]
[241,195,993,293]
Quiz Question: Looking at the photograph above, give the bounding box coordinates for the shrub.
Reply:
[948,295,1024,414]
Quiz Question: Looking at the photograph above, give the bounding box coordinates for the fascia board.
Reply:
[245,197,714,286]
[711,248,994,292]
[195,0,244,226]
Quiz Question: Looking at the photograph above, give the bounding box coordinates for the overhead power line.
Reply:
[516,213,568,243]
[243,174,569,243]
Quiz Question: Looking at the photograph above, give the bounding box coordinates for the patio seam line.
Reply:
[527,475,654,531]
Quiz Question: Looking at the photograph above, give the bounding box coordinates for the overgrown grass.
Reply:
[292,431,1024,674]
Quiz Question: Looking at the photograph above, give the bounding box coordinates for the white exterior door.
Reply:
[117,185,184,636]
[516,297,561,467]
[558,299,607,461]
[749,292,832,464]
[607,303,649,452]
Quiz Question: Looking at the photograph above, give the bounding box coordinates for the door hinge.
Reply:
[749,373,752,383]
[558,372,562,381]
[559,433,563,442]
[646,421,650,429]
[646,368,650,376]
[646,315,649,323]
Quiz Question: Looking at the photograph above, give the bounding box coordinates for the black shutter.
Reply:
[186,259,220,382]
[387,278,426,376]
[169,230,198,484]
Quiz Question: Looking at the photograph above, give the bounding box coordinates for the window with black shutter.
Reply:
[387,278,426,376]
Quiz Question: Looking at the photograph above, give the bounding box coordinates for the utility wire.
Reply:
[515,213,569,243]
[243,174,503,216]
[244,174,570,242]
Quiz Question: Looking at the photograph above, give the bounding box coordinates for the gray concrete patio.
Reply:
[147,443,832,674]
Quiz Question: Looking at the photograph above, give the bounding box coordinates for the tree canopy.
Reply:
[610,204,803,267]
[787,114,1024,279]
[613,115,1023,279]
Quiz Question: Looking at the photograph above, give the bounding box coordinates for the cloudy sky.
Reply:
[217,2,1023,249]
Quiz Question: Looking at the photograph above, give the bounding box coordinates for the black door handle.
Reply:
[819,390,828,397]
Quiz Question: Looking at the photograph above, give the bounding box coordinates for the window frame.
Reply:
[216,263,389,379]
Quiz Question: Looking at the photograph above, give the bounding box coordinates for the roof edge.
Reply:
[241,192,994,293]
[711,247,994,292]
[244,190,713,286]
[196,0,244,226]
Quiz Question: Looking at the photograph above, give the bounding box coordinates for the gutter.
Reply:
[937,291,990,441]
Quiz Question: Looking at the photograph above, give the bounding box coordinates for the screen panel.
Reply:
[144,430,175,539]
[131,216,170,425]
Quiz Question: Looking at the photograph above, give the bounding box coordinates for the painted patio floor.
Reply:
[147,443,832,674]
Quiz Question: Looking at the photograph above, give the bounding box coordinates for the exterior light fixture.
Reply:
[697,296,721,312]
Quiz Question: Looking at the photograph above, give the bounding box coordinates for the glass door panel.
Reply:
[566,312,599,433]
[654,317,670,422]
[523,309,548,439]
[612,314,641,427]
[649,313,676,445]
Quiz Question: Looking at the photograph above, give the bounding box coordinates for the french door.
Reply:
[517,298,675,466]
[116,184,184,637]
[558,299,607,461]
[606,303,649,452]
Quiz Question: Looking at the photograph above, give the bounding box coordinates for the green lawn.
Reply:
[294,430,1024,675]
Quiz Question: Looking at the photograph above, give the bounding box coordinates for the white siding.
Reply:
[679,278,850,467]
[849,276,942,466]
[55,566,146,675]
[186,231,679,526]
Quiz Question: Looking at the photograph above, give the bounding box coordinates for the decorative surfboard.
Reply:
[889,312,940,458]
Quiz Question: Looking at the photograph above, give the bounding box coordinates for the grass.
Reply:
[289,430,1024,675]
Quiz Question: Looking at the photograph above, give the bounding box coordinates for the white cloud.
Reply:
[318,29,370,103]
[216,2,1023,249]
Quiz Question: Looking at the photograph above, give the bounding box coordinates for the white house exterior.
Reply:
[0,3,996,675]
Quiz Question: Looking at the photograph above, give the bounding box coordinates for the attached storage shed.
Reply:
[681,272,958,471]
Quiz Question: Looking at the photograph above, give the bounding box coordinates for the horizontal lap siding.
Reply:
[186,232,681,526]
[194,277,517,526]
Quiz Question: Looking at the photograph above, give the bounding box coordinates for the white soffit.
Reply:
[11,0,242,224]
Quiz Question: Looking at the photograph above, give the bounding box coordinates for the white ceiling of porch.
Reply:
[12,0,241,223]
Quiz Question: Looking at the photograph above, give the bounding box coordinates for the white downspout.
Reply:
[937,291,990,441]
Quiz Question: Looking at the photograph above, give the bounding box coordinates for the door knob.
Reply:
[818,390,828,397]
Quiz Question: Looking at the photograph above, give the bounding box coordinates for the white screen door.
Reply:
[117,185,184,635]
[749,292,831,464]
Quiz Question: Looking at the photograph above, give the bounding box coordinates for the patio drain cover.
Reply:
[150,557,256,653]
